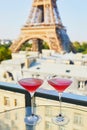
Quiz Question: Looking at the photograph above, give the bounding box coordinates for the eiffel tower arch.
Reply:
[10,0,74,53]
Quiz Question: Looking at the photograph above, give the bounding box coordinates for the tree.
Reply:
[42,41,49,49]
[21,41,32,51]
[73,41,81,52]
[73,41,87,54]
[0,46,12,62]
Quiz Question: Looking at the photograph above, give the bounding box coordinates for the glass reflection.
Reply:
[0,105,86,130]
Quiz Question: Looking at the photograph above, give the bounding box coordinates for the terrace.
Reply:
[0,81,87,130]
[0,52,87,129]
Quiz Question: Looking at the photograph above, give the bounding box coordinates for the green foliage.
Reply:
[42,42,49,49]
[20,41,49,50]
[4,42,12,48]
[73,41,87,54]
[0,45,12,62]
[73,41,81,51]
[21,42,32,51]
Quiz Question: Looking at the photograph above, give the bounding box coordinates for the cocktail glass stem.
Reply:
[59,92,62,116]
[31,96,35,115]
[24,92,41,125]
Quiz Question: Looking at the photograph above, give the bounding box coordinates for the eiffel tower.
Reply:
[10,0,74,53]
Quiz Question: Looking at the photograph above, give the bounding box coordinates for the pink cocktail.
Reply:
[18,78,43,93]
[48,78,72,92]
[48,77,72,125]
[18,78,43,126]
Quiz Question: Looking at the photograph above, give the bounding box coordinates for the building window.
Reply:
[74,113,83,126]
[78,81,85,90]
[14,99,17,106]
[4,96,10,106]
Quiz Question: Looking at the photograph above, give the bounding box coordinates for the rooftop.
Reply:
[0,50,87,129]
[0,50,87,96]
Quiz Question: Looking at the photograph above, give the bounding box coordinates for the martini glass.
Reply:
[18,78,43,125]
[48,77,72,125]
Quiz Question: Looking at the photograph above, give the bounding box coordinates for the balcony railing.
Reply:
[0,81,87,107]
[0,81,87,130]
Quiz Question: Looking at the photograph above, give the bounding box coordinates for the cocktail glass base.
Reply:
[52,114,69,126]
[24,115,41,126]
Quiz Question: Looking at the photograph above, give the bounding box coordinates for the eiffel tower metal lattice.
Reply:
[10,0,74,53]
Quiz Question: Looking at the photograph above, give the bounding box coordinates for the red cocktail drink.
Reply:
[48,78,72,92]
[18,78,43,93]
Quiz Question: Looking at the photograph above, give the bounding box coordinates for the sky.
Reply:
[0,0,87,42]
